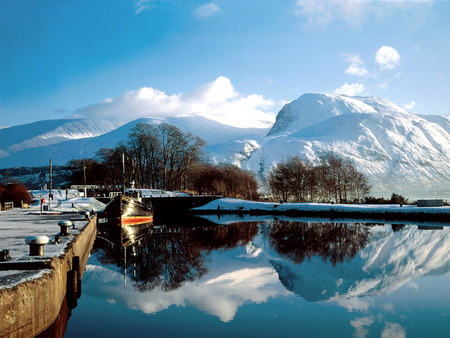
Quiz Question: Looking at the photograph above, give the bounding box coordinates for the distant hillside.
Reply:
[0,116,268,168]
[0,166,70,189]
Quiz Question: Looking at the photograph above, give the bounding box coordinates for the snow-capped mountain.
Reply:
[1,94,449,197]
[220,94,450,197]
[0,116,267,168]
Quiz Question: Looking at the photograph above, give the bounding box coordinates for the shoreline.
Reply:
[192,198,450,223]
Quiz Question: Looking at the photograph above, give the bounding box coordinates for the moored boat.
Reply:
[104,194,153,226]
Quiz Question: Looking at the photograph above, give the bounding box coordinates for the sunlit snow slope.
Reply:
[0,119,123,158]
[225,94,450,197]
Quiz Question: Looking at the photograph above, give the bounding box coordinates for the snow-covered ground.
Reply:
[133,189,191,198]
[29,189,106,212]
[0,191,103,289]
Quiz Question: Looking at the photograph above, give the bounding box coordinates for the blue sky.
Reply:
[1,0,449,127]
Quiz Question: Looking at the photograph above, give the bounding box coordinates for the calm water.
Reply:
[64,217,450,337]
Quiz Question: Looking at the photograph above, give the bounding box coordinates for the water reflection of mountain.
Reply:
[84,221,449,322]
[269,224,450,303]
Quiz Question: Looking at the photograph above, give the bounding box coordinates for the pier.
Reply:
[0,213,97,337]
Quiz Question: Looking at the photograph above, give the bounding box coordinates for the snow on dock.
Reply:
[0,195,103,289]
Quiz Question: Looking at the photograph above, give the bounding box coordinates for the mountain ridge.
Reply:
[1,93,449,198]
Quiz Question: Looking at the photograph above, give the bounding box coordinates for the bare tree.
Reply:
[96,144,129,185]
[267,154,370,203]
[128,123,161,189]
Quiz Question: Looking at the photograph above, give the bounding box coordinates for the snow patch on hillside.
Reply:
[0,119,122,157]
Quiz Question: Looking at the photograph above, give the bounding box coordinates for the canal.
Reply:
[62,217,449,337]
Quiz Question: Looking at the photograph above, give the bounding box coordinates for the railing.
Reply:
[0,201,13,211]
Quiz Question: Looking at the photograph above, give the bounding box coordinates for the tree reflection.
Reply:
[93,222,259,292]
[264,221,370,266]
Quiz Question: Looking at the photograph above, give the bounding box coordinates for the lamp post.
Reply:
[83,158,87,198]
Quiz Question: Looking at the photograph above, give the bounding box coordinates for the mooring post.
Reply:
[67,269,78,294]
[73,256,81,278]
[25,236,49,256]
[73,256,82,298]
[58,220,72,236]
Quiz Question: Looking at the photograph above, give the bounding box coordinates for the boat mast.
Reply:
[122,152,126,195]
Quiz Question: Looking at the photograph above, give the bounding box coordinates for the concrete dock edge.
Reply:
[0,215,97,337]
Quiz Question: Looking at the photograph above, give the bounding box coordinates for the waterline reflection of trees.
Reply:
[94,222,260,292]
[263,221,371,266]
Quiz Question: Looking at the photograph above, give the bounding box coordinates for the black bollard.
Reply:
[58,220,72,236]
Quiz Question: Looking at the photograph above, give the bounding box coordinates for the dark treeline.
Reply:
[267,155,371,203]
[188,163,259,200]
[66,122,259,198]
[66,121,371,202]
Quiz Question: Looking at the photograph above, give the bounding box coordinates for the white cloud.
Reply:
[403,101,415,110]
[194,3,220,18]
[334,83,365,96]
[375,46,401,71]
[72,76,278,128]
[294,0,433,30]
[345,54,369,77]
[295,0,370,29]
[134,0,153,14]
